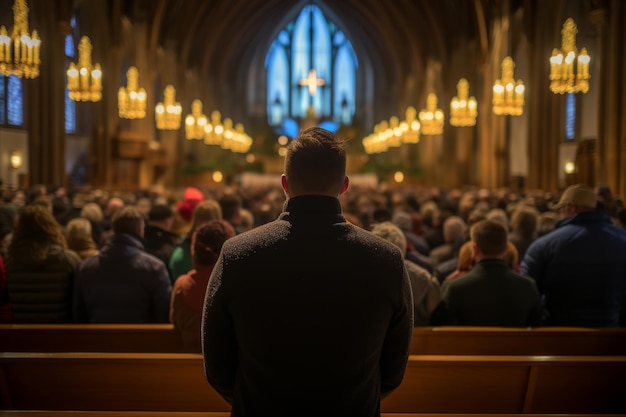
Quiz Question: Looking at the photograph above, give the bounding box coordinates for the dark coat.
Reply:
[6,244,80,323]
[522,210,626,326]
[431,259,542,327]
[143,224,179,266]
[203,195,413,417]
[74,233,171,323]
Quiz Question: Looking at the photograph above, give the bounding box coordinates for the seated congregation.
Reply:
[1,181,625,352]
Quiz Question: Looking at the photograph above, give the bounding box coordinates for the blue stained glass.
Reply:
[278,30,290,46]
[7,75,23,126]
[334,46,356,123]
[0,78,5,124]
[266,4,356,124]
[65,34,75,58]
[65,87,76,133]
[565,93,575,140]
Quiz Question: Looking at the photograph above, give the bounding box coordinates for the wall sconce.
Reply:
[564,161,575,174]
[9,151,22,169]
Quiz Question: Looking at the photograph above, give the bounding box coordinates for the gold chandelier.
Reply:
[155,85,182,130]
[492,56,524,116]
[67,36,102,102]
[450,78,477,127]
[0,0,41,79]
[549,18,590,94]
[118,66,146,119]
[362,106,421,154]
[401,106,421,144]
[419,93,444,135]
[202,111,252,153]
[185,99,208,140]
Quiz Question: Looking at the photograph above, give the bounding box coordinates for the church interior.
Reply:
[0,0,625,197]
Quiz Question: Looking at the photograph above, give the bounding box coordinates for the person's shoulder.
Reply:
[221,220,289,252]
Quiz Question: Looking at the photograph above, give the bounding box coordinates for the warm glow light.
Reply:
[419,93,444,135]
[549,18,590,94]
[118,66,146,119]
[394,171,405,183]
[155,85,182,130]
[212,171,223,183]
[9,151,22,169]
[278,147,287,157]
[0,0,41,79]
[185,100,207,140]
[492,56,524,116]
[450,78,478,127]
[67,36,102,102]
[363,106,421,154]
[246,154,255,163]
[278,135,288,146]
[299,68,325,96]
[564,161,575,174]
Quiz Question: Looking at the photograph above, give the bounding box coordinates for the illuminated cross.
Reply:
[299,69,325,97]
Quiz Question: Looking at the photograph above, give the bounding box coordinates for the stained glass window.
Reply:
[0,78,5,124]
[7,75,23,126]
[565,93,575,140]
[65,21,77,134]
[266,4,357,127]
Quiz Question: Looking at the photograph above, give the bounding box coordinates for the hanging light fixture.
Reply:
[450,78,477,127]
[549,18,590,94]
[185,99,207,140]
[492,56,524,116]
[419,93,444,135]
[118,67,146,119]
[155,85,182,130]
[204,110,223,146]
[0,0,41,79]
[401,106,420,144]
[67,36,102,102]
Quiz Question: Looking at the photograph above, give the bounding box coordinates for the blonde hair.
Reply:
[190,200,223,234]
[80,202,104,223]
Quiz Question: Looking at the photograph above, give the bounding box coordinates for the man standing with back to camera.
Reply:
[202,127,413,416]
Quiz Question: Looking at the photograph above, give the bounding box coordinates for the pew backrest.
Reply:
[0,324,181,353]
[410,326,626,355]
[1,352,625,413]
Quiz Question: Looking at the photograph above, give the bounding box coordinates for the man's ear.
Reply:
[340,176,349,195]
[281,174,290,197]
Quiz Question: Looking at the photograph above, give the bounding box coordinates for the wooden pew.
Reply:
[3,324,626,356]
[410,326,626,355]
[2,413,625,417]
[1,352,625,413]
[0,324,181,353]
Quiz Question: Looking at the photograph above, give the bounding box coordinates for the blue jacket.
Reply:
[74,233,172,323]
[521,210,626,326]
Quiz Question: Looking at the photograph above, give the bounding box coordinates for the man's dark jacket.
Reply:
[202,195,413,417]
[522,210,626,326]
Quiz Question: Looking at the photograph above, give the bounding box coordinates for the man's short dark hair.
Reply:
[470,219,508,256]
[218,194,242,222]
[284,127,346,195]
[148,204,174,222]
[112,206,144,236]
